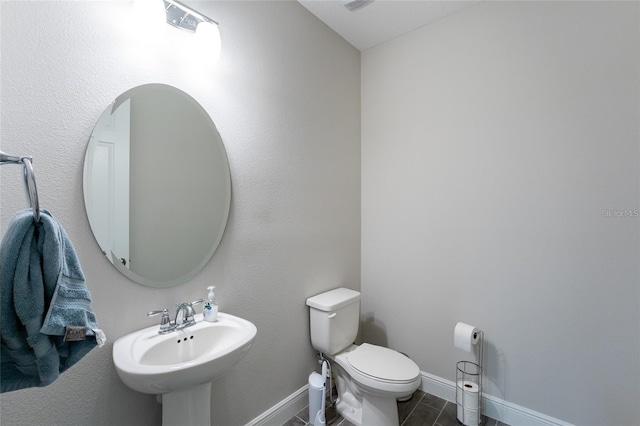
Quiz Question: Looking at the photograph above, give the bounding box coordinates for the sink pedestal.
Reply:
[162,382,211,426]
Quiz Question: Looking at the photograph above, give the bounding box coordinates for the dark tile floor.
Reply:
[282,390,508,426]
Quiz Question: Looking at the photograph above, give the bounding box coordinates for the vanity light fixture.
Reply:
[163,0,221,59]
[163,0,218,32]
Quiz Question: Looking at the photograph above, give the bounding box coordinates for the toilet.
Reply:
[306,288,421,426]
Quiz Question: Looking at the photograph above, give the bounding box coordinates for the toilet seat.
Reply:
[345,343,419,384]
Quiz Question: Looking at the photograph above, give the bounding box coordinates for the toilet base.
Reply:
[362,392,400,426]
[335,397,362,426]
[334,390,399,426]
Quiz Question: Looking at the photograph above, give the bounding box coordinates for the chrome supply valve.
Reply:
[175,298,205,329]
[147,308,176,334]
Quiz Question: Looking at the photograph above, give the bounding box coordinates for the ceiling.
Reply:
[297,0,481,51]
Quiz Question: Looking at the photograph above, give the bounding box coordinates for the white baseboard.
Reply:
[246,384,308,426]
[419,371,574,426]
[245,371,574,426]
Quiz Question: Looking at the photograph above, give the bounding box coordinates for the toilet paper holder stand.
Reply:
[456,330,484,426]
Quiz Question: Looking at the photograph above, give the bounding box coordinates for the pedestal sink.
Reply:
[113,312,257,426]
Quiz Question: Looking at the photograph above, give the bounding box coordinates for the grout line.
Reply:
[432,401,448,426]
[400,392,426,426]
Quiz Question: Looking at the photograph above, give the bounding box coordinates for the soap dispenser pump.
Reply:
[203,286,218,322]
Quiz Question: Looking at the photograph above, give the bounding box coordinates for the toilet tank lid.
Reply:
[306,288,360,311]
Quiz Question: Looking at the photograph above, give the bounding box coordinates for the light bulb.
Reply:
[132,0,166,35]
[195,21,221,60]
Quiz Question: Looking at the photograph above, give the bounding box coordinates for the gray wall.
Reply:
[361,1,639,425]
[2,1,639,425]
[0,1,360,425]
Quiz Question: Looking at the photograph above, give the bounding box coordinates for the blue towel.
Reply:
[1,209,104,393]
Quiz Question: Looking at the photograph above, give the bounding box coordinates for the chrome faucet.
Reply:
[174,299,205,329]
[148,299,205,334]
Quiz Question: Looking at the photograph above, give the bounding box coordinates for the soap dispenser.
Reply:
[203,286,218,322]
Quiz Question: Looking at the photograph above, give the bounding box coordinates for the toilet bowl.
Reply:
[329,344,421,425]
[306,288,421,426]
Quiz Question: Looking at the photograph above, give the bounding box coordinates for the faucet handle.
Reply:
[148,308,169,318]
[191,298,205,306]
[147,308,175,334]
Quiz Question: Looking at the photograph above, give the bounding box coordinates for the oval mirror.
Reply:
[83,84,231,288]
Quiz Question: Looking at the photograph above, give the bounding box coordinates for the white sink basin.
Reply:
[113,312,257,395]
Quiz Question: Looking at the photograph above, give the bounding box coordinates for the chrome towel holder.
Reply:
[0,151,40,222]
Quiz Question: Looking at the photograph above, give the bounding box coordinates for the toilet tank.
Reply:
[306,288,361,355]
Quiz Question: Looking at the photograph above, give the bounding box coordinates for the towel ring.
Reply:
[0,151,40,222]
[21,157,40,222]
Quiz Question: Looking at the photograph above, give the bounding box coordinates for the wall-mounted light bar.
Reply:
[163,0,219,32]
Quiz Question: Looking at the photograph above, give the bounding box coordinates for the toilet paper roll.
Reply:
[454,322,480,352]
[456,404,480,426]
[456,380,479,410]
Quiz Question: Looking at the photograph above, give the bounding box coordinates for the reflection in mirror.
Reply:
[83,84,231,288]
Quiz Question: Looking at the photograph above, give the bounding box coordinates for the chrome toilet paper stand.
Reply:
[456,330,484,426]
